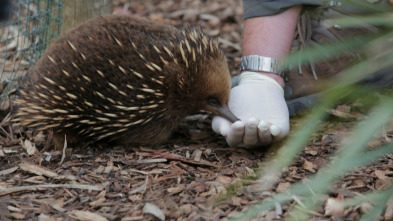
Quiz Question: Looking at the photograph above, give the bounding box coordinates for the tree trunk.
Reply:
[61,0,112,34]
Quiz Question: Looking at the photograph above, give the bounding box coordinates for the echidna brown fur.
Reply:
[13,15,235,148]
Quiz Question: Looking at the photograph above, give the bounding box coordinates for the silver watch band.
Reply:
[240,55,286,79]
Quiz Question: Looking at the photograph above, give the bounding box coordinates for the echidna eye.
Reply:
[208,98,220,107]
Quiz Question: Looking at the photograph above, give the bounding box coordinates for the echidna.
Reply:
[13,15,238,147]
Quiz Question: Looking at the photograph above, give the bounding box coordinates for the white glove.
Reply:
[212,71,289,148]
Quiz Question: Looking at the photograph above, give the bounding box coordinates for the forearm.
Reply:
[242,6,302,87]
[212,5,301,147]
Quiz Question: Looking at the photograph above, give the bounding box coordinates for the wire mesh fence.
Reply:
[0,0,63,110]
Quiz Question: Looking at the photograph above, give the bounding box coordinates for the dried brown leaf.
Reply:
[215,176,232,185]
[9,213,25,220]
[89,197,106,208]
[327,109,356,119]
[128,176,148,195]
[19,162,58,178]
[0,166,18,176]
[245,167,256,177]
[167,186,184,195]
[97,190,106,198]
[7,205,21,212]
[375,170,388,181]
[68,210,108,221]
[21,139,38,155]
[384,197,393,220]
[368,140,384,148]
[179,204,193,216]
[303,159,317,173]
[143,203,165,221]
[19,162,76,181]
[93,165,105,174]
[336,104,351,113]
[276,182,291,193]
[3,147,18,154]
[103,161,114,174]
[200,186,217,197]
[52,198,66,212]
[24,175,46,184]
[231,196,242,206]
[34,131,46,143]
[191,149,202,162]
[128,194,142,202]
[324,195,344,216]
[359,202,373,214]
[188,181,207,193]
[305,149,318,156]
[37,214,56,221]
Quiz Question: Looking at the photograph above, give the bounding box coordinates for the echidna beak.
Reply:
[218,105,240,123]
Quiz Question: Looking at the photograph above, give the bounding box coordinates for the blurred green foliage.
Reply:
[231,1,393,220]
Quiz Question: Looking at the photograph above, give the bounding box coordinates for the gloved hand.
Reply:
[212,71,289,148]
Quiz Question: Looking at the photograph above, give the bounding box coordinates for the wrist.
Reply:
[241,71,285,88]
[239,55,287,87]
[237,71,284,95]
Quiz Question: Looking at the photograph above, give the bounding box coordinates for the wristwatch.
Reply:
[240,55,287,80]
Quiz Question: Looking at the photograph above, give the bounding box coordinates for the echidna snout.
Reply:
[193,57,239,123]
[13,15,237,147]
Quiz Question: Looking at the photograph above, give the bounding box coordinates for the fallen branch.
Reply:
[137,152,219,167]
[0,184,104,197]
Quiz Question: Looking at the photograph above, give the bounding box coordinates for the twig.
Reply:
[346,185,367,190]
[344,173,376,179]
[0,184,104,197]
[0,126,12,141]
[59,134,67,165]
[128,176,148,195]
[128,168,149,175]
[8,124,13,141]
[40,129,53,153]
[137,152,219,167]
[293,205,324,216]
[283,201,297,217]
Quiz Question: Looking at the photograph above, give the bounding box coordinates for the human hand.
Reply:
[212,71,289,148]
